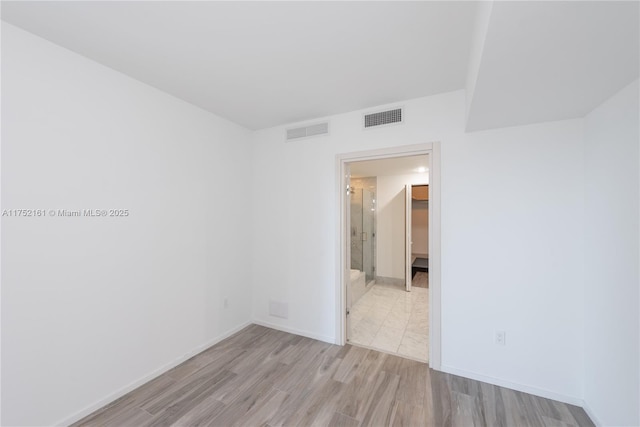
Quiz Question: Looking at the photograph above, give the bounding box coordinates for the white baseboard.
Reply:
[440,365,585,407]
[56,320,252,426]
[581,401,603,427]
[252,318,335,345]
[375,276,404,286]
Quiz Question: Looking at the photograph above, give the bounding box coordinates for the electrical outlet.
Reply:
[224,298,229,309]
[495,330,506,346]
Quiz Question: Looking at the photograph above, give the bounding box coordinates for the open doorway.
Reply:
[344,155,430,362]
[337,143,441,368]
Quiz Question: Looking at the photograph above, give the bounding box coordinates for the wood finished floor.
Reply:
[73,325,594,427]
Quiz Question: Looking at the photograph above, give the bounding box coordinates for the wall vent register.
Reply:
[286,122,329,141]
[364,108,403,128]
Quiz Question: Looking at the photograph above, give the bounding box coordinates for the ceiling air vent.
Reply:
[364,108,403,129]
[286,122,329,141]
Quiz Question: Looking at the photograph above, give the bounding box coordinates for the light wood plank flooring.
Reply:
[73,325,594,427]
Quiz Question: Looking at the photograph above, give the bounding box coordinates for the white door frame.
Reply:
[335,142,442,370]
[405,184,413,292]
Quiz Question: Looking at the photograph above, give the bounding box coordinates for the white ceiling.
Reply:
[466,1,639,131]
[0,1,477,130]
[350,155,428,178]
[2,1,637,132]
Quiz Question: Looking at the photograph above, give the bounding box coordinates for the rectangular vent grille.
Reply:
[286,122,329,141]
[364,108,403,128]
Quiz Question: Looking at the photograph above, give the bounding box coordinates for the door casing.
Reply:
[405,183,412,292]
[335,142,441,369]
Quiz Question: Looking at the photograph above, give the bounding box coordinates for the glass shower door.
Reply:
[362,189,376,283]
[350,187,376,283]
[350,188,363,272]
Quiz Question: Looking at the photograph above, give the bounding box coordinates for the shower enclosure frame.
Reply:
[349,185,376,285]
[335,142,441,369]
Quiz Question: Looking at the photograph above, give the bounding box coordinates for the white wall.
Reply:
[1,24,253,426]
[251,89,587,402]
[251,92,463,343]
[583,79,639,426]
[442,119,585,402]
[376,174,428,279]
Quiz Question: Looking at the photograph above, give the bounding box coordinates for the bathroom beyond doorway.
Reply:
[346,155,429,362]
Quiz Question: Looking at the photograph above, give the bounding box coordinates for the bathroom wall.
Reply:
[376,173,429,280]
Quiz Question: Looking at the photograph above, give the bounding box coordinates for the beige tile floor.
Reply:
[348,282,428,362]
